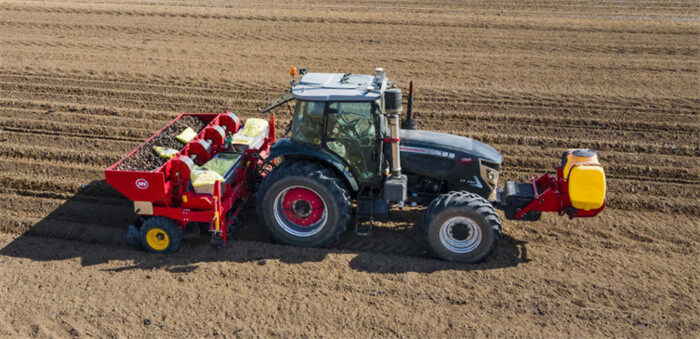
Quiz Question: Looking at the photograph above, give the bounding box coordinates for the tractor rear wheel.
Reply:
[139,216,183,254]
[422,191,501,263]
[257,161,350,247]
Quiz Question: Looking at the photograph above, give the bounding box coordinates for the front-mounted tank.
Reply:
[399,129,503,200]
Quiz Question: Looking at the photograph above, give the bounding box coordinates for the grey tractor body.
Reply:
[399,129,502,201]
[258,69,505,262]
[267,70,502,203]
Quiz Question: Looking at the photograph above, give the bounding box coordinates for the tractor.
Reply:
[255,68,606,262]
[106,67,605,263]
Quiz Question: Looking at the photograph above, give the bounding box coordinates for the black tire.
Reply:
[257,160,350,247]
[422,191,501,263]
[139,216,183,254]
[125,225,141,248]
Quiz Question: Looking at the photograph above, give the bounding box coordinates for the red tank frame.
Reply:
[105,112,275,242]
[514,166,604,220]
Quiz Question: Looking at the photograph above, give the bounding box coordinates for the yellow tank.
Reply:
[562,149,606,210]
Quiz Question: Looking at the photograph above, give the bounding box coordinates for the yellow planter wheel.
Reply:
[139,217,182,253]
[146,228,170,251]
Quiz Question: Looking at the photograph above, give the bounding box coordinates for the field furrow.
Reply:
[0,0,697,335]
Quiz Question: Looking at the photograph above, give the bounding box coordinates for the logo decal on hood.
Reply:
[399,146,455,159]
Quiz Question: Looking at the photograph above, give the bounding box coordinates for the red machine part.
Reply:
[185,139,213,165]
[105,113,220,203]
[180,190,214,210]
[204,126,226,148]
[281,187,325,226]
[104,171,167,203]
[514,166,604,219]
[105,112,277,245]
[218,111,242,134]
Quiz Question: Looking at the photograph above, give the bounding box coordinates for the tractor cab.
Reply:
[264,69,392,187]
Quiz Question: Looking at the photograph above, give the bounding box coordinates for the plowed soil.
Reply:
[0,0,697,337]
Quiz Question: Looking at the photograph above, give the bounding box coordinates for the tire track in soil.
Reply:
[6,71,695,117]
[3,95,694,141]
[0,40,150,54]
[2,75,696,117]
[3,34,696,68]
[0,144,123,167]
[0,118,151,143]
[0,88,235,112]
[2,78,695,131]
[0,129,140,150]
[0,107,168,130]
[3,93,695,158]
[0,98,180,122]
[0,91,253,118]
[2,79,695,142]
[0,72,277,96]
[3,70,697,113]
[1,5,696,36]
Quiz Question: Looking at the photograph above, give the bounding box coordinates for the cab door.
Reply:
[324,101,380,183]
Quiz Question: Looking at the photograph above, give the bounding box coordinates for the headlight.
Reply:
[478,159,500,192]
[486,168,499,185]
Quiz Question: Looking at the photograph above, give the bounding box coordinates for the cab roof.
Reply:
[291,72,387,102]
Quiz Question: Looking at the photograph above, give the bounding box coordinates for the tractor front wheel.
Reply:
[257,161,350,247]
[139,216,183,254]
[422,191,501,263]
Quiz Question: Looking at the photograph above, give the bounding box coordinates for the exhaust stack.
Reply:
[401,81,417,130]
[383,88,408,205]
[384,88,402,176]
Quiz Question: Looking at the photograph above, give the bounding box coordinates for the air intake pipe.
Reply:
[384,88,402,176]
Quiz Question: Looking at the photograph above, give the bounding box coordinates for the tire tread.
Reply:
[257,160,350,247]
[421,191,501,262]
[139,216,183,254]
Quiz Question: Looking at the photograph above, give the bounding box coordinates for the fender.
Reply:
[267,138,359,192]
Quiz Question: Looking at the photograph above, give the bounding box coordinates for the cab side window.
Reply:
[291,100,325,145]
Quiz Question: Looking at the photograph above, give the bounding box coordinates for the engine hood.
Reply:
[399,129,502,164]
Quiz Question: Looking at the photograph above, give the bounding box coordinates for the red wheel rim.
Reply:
[281,187,325,226]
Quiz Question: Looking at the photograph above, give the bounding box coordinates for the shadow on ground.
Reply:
[0,180,529,274]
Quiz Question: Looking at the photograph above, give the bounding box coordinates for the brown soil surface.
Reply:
[0,0,697,336]
[113,115,206,171]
